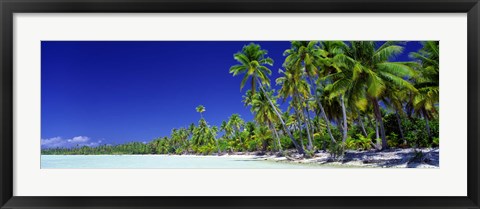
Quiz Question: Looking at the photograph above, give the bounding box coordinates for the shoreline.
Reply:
[42,148,439,168]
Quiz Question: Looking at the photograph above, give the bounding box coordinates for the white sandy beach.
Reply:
[140,148,439,168]
[256,148,439,168]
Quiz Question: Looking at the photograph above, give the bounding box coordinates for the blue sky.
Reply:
[41,41,422,148]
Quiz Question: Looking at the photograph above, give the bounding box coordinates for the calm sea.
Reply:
[41,155,331,169]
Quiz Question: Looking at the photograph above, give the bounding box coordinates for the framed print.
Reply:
[1,0,479,208]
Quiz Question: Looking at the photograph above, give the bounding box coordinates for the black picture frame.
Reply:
[1,0,479,208]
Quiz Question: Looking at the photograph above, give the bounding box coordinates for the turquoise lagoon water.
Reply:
[41,155,328,169]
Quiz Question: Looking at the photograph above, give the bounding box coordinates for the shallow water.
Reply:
[41,155,329,169]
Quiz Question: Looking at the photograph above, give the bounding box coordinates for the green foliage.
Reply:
[175,147,185,155]
[217,138,230,153]
[191,119,216,146]
[381,113,439,148]
[387,132,400,148]
[345,134,372,150]
[383,114,402,137]
[245,137,262,152]
[432,137,439,147]
[279,136,294,150]
[193,144,216,155]
[401,117,439,148]
[328,142,345,160]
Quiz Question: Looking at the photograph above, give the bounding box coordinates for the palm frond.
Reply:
[376,62,415,77]
[373,45,403,62]
[366,71,386,98]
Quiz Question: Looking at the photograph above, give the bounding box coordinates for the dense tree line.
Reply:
[42,41,439,157]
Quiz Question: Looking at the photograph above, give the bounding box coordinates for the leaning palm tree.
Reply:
[196,105,206,119]
[345,41,417,150]
[317,41,354,143]
[276,67,313,151]
[229,43,304,154]
[243,89,282,151]
[284,41,338,145]
[250,89,283,152]
[283,41,318,145]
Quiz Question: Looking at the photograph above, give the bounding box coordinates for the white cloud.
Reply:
[41,136,102,149]
[41,137,66,148]
[67,136,90,143]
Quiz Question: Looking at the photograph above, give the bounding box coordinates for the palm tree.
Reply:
[227,114,245,134]
[196,105,206,119]
[224,114,245,146]
[382,86,410,143]
[283,41,318,148]
[345,41,417,150]
[409,41,439,84]
[229,43,304,154]
[250,89,283,152]
[191,119,215,146]
[192,105,215,149]
[211,126,221,154]
[254,125,272,151]
[409,41,439,139]
[242,89,254,107]
[170,128,189,152]
[317,41,354,143]
[276,66,313,150]
[220,120,233,139]
[282,111,296,131]
[188,123,195,136]
[284,41,337,145]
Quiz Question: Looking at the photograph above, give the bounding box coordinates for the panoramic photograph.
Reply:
[41,41,439,169]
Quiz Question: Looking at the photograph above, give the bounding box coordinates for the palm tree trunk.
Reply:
[294,110,305,151]
[395,110,405,141]
[268,126,278,152]
[293,95,306,151]
[375,119,380,148]
[306,76,336,144]
[319,103,337,144]
[340,94,348,142]
[305,103,315,133]
[269,122,282,152]
[216,139,220,155]
[372,98,388,150]
[256,78,305,154]
[305,101,315,150]
[299,131,305,150]
[262,139,268,152]
[302,102,313,151]
[422,109,431,140]
[366,114,375,130]
[358,115,368,137]
[237,131,243,145]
